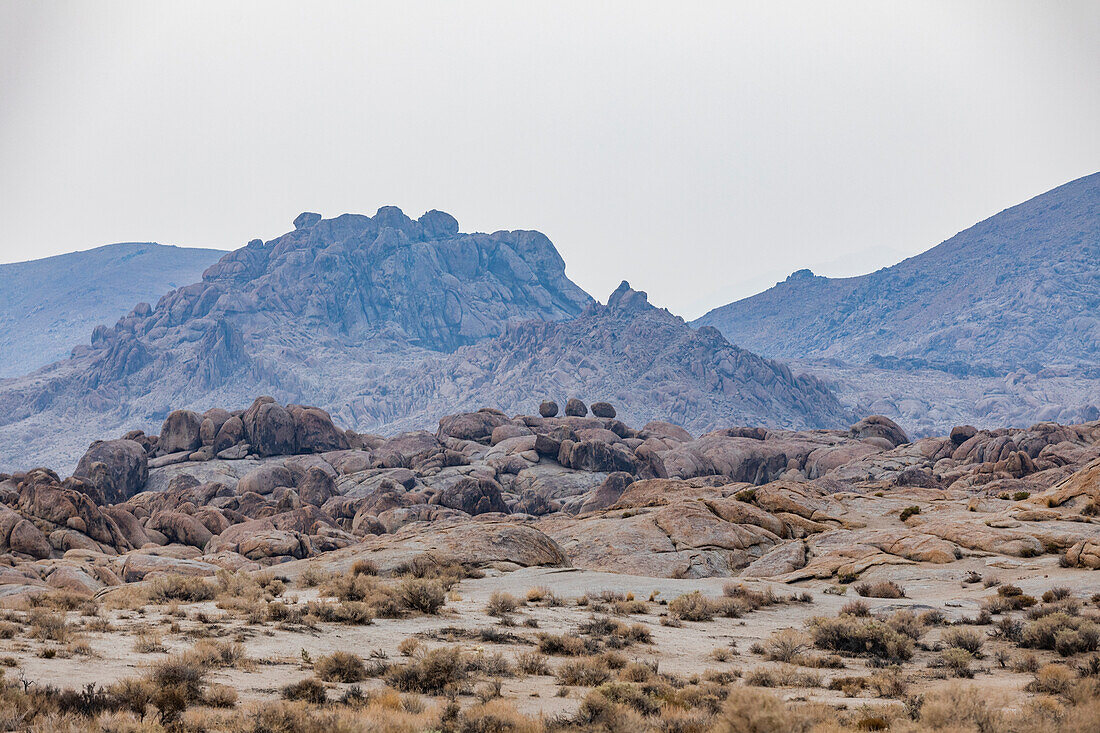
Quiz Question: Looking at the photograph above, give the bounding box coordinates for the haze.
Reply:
[1,1,1098,318]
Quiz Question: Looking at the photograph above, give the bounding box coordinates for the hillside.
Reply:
[0,243,224,377]
[696,172,1100,373]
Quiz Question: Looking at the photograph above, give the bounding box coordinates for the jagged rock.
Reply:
[565,398,588,417]
[539,401,559,418]
[160,410,203,454]
[73,439,148,503]
[591,402,616,418]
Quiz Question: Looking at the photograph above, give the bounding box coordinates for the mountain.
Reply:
[0,208,847,471]
[379,281,850,435]
[0,243,224,378]
[696,172,1100,373]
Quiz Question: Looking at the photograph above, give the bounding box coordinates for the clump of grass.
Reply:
[899,506,920,521]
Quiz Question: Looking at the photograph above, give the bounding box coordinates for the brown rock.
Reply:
[538,400,559,418]
[564,398,587,417]
[159,410,203,454]
[73,439,148,503]
[590,401,616,418]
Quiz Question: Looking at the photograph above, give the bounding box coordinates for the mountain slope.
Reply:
[366,281,852,435]
[696,172,1100,373]
[0,209,847,471]
[0,243,224,377]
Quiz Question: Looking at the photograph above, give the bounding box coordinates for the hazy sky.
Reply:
[2,2,1098,319]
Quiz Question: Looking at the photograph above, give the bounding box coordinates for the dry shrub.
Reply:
[854,580,905,599]
[28,609,70,642]
[868,667,908,698]
[942,627,985,655]
[146,574,216,603]
[398,579,446,614]
[486,591,520,616]
[557,656,612,686]
[351,559,378,576]
[132,630,166,653]
[917,686,1004,730]
[315,651,366,682]
[398,636,419,657]
[808,615,913,660]
[669,591,715,621]
[1022,613,1100,656]
[281,676,327,704]
[939,647,974,677]
[386,646,470,695]
[515,651,549,676]
[712,686,814,733]
[764,629,808,663]
[537,633,588,656]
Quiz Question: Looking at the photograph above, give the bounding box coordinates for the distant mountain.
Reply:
[695,173,1100,435]
[376,280,851,436]
[696,172,1100,374]
[0,208,847,471]
[0,243,224,378]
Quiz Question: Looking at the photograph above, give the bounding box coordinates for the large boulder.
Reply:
[159,410,203,454]
[849,415,909,448]
[539,400,559,418]
[435,476,509,515]
[199,408,232,446]
[73,439,148,503]
[289,405,349,453]
[565,398,588,417]
[243,397,297,456]
[213,415,246,453]
[438,411,508,443]
[590,401,616,418]
[237,464,294,496]
[297,467,337,507]
[147,511,214,549]
[8,519,51,559]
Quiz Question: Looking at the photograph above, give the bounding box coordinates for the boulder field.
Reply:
[0,396,1098,602]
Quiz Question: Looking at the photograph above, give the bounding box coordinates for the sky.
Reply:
[1,2,1098,319]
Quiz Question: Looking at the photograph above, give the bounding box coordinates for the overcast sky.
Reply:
[2,1,1098,319]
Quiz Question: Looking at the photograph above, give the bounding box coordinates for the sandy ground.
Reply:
[6,559,1098,717]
